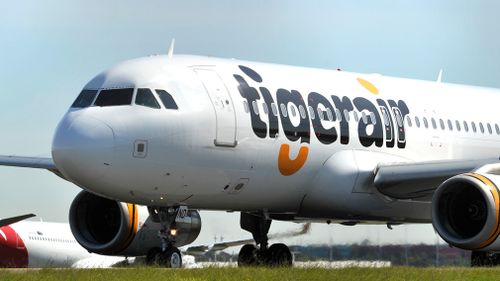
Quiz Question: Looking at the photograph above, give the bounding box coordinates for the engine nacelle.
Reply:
[69,191,201,256]
[432,167,500,251]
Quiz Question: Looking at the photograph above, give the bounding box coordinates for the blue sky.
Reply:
[1,1,499,246]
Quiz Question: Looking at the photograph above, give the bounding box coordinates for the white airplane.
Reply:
[0,214,128,268]
[0,212,309,268]
[1,44,500,267]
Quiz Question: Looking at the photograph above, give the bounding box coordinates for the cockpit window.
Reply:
[71,89,98,108]
[94,88,134,107]
[135,88,160,109]
[155,89,178,110]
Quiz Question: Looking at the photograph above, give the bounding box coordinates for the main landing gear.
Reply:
[146,206,183,268]
[471,251,500,267]
[238,212,293,267]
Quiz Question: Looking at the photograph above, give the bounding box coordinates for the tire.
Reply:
[471,251,500,267]
[146,247,162,265]
[268,243,292,267]
[238,244,257,266]
[164,247,182,268]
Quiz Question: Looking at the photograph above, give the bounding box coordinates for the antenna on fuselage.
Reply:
[168,38,175,60]
[436,69,443,83]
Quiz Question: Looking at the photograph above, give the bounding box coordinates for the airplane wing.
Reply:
[0,213,36,227]
[374,157,500,200]
[0,155,56,170]
[0,155,66,179]
[184,223,310,255]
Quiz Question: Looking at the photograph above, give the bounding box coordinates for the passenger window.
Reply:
[72,89,98,108]
[455,120,461,131]
[262,103,269,115]
[496,124,500,135]
[155,90,179,109]
[280,104,287,117]
[299,105,306,119]
[317,107,324,120]
[369,112,377,125]
[471,122,477,133]
[326,108,333,121]
[439,119,445,130]
[447,120,453,131]
[135,88,160,109]
[431,118,437,129]
[361,112,368,124]
[343,109,350,122]
[316,107,325,120]
[380,108,389,125]
[487,123,492,134]
[406,115,412,127]
[415,116,420,128]
[271,103,278,116]
[479,122,484,134]
[243,101,249,113]
[394,110,403,127]
[290,105,297,117]
[94,88,134,107]
[463,121,469,132]
[252,101,259,115]
[271,102,278,116]
[423,117,429,128]
[335,109,343,122]
[308,106,315,120]
[353,111,359,122]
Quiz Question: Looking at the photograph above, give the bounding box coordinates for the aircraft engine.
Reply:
[432,168,500,251]
[69,191,201,256]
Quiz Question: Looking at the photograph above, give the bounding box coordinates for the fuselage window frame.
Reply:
[415,116,421,128]
[455,120,461,132]
[135,88,161,109]
[155,89,179,110]
[271,103,278,117]
[94,88,134,107]
[243,100,249,113]
[463,121,469,132]
[252,101,259,116]
[431,118,437,130]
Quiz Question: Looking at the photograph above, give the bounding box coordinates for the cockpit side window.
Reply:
[155,89,178,110]
[71,89,98,108]
[135,88,161,109]
[94,88,134,107]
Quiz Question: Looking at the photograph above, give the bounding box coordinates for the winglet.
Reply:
[167,38,175,60]
[436,69,443,83]
[0,213,36,228]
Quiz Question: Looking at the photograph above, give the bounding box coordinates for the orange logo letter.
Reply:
[278,144,309,176]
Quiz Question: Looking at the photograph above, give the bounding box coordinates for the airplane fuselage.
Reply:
[51,55,500,224]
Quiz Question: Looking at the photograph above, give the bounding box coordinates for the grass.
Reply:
[1,267,500,281]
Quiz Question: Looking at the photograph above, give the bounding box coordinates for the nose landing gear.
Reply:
[238,212,293,267]
[145,206,184,268]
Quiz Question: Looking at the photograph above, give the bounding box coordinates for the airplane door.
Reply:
[194,69,237,147]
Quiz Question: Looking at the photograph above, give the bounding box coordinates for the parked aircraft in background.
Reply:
[1,43,500,267]
[0,214,126,268]
[0,213,309,268]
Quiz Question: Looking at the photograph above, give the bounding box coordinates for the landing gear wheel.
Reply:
[471,251,500,267]
[238,244,257,266]
[164,247,182,268]
[146,247,182,268]
[268,243,292,267]
[146,247,162,265]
